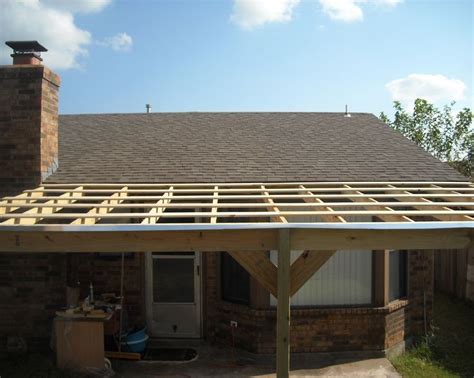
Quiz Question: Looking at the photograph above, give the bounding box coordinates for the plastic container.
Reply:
[120,327,149,353]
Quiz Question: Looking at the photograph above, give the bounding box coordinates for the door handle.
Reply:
[196,265,200,276]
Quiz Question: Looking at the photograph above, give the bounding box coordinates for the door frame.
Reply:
[145,251,202,338]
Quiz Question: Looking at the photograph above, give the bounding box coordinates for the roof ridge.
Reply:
[59,111,375,117]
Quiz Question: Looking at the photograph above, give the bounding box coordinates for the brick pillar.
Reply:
[0,64,60,196]
[408,250,434,335]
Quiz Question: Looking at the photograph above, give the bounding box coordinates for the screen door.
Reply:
[146,252,201,338]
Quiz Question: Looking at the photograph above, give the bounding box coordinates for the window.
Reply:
[389,250,408,301]
[270,250,373,307]
[221,252,250,304]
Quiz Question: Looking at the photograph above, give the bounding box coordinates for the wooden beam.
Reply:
[261,185,287,223]
[228,251,278,297]
[39,181,473,188]
[298,185,346,223]
[289,250,336,297]
[1,201,473,211]
[291,228,471,251]
[0,229,278,253]
[2,193,470,202]
[0,228,470,253]
[24,186,474,194]
[277,229,291,378]
[374,250,389,307]
[2,209,472,223]
[142,186,173,224]
[72,186,128,225]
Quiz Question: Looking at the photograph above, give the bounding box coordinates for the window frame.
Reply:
[388,250,408,302]
[220,252,251,305]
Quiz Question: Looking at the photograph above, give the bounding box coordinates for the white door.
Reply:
[146,252,201,338]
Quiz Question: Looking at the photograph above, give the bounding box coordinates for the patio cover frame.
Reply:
[0,181,473,377]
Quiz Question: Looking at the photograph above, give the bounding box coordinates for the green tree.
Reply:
[380,99,473,177]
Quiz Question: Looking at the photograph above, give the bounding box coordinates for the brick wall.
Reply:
[0,252,145,352]
[0,65,59,197]
[0,253,67,351]
[0,248,434,353]
[205,250,433,354]
[408,250,434,335]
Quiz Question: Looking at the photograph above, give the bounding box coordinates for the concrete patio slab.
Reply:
[113,339,401,377]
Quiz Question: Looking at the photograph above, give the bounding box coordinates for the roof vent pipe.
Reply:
[146,104,152,113]
[344,104,351,118]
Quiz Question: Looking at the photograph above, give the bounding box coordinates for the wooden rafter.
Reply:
[431,184,474,203]
[1,186,83,225]
[72,186,128,225]
[298,184,346,223]
[210,186,219,224]
[0,186,45,215]
[387,184,473,222]
[343,184,414,223]
[0,182,472,226]
[261,185,287,223]
[142,186,173,225]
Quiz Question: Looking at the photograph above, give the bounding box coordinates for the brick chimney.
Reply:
[0,41,60,196]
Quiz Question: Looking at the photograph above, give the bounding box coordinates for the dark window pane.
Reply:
[389,250,407,302]
[221,252,250,304]
[153,258,194,303]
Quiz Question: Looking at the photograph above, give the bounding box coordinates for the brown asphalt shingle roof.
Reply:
[47,112,465,183]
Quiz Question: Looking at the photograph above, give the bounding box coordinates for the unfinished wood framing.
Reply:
[142,186,173,225]
[0,182,472,226]
[0,181,472,378]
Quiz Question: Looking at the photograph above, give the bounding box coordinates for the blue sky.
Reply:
[1,0,472,115]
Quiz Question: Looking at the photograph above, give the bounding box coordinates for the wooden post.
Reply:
[277,229,291,378]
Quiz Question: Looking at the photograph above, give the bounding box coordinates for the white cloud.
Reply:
[99,32,133,52]
[0,0,113,70]
[231,0,300,30]
[319,0,402,23]
[386,74,467,105]
[41,0,111,13]
[319,0,364,22]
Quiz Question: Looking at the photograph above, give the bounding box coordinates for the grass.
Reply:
[391,293,474,377]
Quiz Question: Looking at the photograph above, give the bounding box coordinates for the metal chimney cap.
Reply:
[5,41,47,53]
